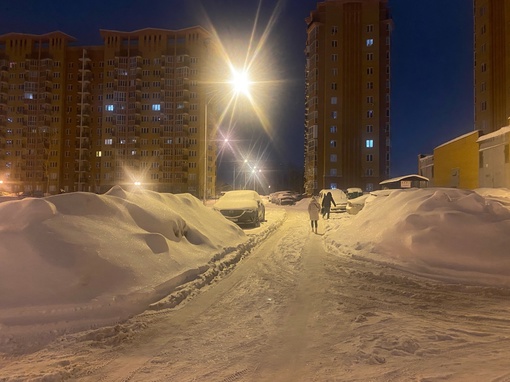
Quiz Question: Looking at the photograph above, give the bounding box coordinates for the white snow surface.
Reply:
[326,187,510,287]
[1,186,510,380]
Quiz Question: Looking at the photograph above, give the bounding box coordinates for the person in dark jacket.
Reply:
[321,191,336,219]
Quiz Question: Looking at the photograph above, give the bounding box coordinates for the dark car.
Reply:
[213,190,266,227]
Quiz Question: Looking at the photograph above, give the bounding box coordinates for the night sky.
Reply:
[1,0,474,179]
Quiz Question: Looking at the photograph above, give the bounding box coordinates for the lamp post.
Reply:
[203,101,209,204]
[203,67,252,203]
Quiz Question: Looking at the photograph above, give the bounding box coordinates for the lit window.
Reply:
[105,139,113,145]
[330,140,337,148]
[152,104,161,111]
[106,104,114,111]
[331,97,337,104]
[330,126,337,133]
[331,111,337,119]
[366,39,374,47]
[366,139,374,148]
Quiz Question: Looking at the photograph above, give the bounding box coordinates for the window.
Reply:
[332,40,338,48]
[331,97,337,104]
[367,82,374,89]
[367,53,374,61]
[330,126,337,133]
[332,54,338,62]
[366,25,374,32]
[331,111,337,119]
[152,104,161,111]
[330,168,337,176]
[331,83,337,90]
[366,39,374,47]
[366,125,373,133]
[330,140,337,148]
[105,138,113,145]
[367,110,373,118]
[366,154,373,162]
[367,67,373,75]
[330,154,337,162]
[366,139,374,148]
[331,26,338,35]
[106,104,114,111]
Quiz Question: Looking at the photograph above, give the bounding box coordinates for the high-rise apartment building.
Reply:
[304,0,391,195]
[0,27,218,198]
[474,0,510,134]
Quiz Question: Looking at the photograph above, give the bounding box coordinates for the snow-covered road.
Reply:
[3,203,510,381]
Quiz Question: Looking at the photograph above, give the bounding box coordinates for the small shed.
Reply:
[379,174,429,189]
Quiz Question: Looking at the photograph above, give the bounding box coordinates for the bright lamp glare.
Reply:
[231,69,251,96]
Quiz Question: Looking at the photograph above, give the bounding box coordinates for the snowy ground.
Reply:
[1,187,510,381]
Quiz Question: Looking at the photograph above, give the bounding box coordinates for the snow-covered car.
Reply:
[346,187,364,200]
[346,193,370,215]
[276,192,297,205]
[319,188,348,212]
[213,190,265,227]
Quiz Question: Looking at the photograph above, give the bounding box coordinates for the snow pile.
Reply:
[0,186,246,327]
[324,188,510,287]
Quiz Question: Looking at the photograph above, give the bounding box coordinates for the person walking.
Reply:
[321,191,336,219]
[308,195,321,233]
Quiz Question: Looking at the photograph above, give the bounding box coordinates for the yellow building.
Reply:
[304,0,392,195]
[0,27,218,197]
[433,131,480,189]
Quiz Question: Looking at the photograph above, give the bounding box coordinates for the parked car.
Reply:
[276,192,296,205]
[346,187,364,200]
[213,190,265,227]
[346,194,370,215]
[318,188,348,212]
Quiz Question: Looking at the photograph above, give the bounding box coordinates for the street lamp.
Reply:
[203,67,252,204]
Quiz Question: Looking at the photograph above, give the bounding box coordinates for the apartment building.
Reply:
[474,0,510,134]
[304,0,391,195]
[0,27,217,198]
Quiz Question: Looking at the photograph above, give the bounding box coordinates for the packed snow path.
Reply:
[2,206,510,381]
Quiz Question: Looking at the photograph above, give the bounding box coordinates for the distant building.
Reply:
[418,154,434,187]
[474,0,510,134]
[303,0,392,195]
[0,28,218,197]
[478,125,510,188]
[379,174,429,190]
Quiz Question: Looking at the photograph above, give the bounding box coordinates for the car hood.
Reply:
[213,199,258,210]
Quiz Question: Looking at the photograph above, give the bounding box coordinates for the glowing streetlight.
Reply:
[230,68,252,97]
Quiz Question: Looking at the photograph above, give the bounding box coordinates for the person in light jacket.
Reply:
[321,191,336,219]
[308,195,321,233]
